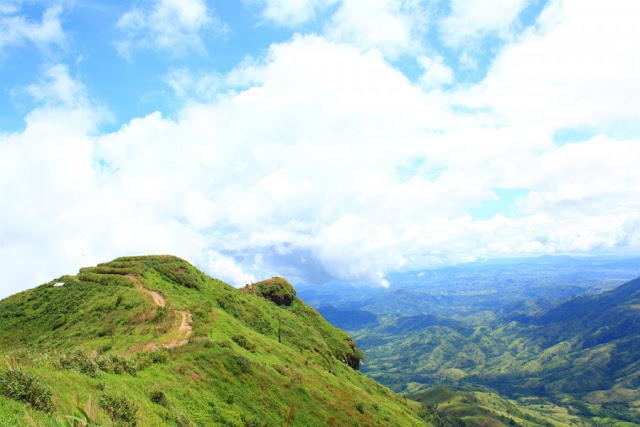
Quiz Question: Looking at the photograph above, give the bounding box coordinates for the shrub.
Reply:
[98,354,138,376]
[232,355,252,373]
[216,297,228,309]
[0,369,54,412]
[232,334,256,353]
[149,261,203,290]
[148,350,169,364]
[244,277,296,306]
[175,412,193,427]
[155,307,167,322]
[57,350,100,377]
[150,390,170,408]
[57,351,138,377]
[77,272,133,287]
[241,414,261,426]
[99,394,138,426]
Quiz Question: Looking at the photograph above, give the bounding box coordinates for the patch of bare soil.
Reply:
[126,274,166,307]
[124,274,191,350]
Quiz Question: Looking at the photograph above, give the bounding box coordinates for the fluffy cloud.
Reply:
[417,54,454,89]
[440,0,528,47]
[206,250,256,286]
[250,0,430,58]
[248,0,339,27]
[0,4,65,52]
[2,1,640,298]
[116,0,227,57]
[26,64,87,107]
[0,68,208,298]
[459,0,640,130]
[518,136,640,216]
[325,0,430,58]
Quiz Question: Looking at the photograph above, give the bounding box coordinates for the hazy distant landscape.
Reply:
[301,256,640,424]
[303,256,640,319]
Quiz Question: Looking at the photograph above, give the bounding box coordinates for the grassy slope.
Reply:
[0,255,425,426]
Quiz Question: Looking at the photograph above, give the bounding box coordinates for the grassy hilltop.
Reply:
[0,255,425,426]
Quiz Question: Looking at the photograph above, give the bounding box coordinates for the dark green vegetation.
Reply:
[0,255,425,426]
[240,277,297,306]
[343,262,640,424]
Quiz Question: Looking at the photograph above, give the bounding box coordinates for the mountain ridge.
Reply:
[0,255,425,426]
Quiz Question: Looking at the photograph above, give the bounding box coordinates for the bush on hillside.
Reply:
[232,334,257,353]
[57,350,100,377]
[0,369,54,412]
[244,277,296,306]
[99,394,138,426]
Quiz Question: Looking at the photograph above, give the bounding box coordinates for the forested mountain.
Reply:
[356,274,640,424]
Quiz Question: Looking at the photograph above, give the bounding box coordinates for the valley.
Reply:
[300,256,640,425]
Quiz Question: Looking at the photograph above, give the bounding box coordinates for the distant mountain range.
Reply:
[354,266,640,423]
[298,256,640,320]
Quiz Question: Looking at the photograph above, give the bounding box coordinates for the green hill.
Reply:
[0,255,426,426]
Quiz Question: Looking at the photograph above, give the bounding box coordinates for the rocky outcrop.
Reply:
[343,339,362,371]
[241,277,296,306]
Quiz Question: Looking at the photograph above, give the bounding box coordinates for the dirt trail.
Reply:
[125,274,191,349]
[143,311,192,350]
[126,274,166,307]
[164,311,193,349]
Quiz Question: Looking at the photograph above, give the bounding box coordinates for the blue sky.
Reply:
[1,0,640,297]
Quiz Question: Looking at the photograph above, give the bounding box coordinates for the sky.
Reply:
[1,0,640,298]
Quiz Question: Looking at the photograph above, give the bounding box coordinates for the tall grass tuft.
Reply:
[0,368,54,412]
[99,394,138,426]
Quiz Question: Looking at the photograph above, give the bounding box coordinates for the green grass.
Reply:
[0,255,426,426]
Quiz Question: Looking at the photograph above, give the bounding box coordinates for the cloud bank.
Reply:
[1,0,640,297]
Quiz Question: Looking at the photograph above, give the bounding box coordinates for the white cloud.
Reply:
[0,2,19,14]
[250,0,431,58]
[206,250,257,286]
[417,54,453,89]
[325,0,430,58]
[26,64,85,107]
[517,136,640,216]
[116,0,227,57]
[3,1,640,298]
[440,0,528,47]
[458,0,640,130]
[248,0,339,27]
[0,5,65,52]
